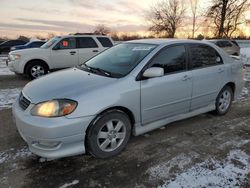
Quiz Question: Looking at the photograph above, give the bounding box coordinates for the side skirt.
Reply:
[133,104,215,136]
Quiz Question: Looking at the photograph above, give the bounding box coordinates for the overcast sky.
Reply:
[0,0,249,38]
[0,0,154,38]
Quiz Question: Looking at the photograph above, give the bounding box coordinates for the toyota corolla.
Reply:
[13,39,244,159]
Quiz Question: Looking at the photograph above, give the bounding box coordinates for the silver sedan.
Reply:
[13,39,245,159]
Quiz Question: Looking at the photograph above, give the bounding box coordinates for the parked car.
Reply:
[208,39,240,56]
[0,40,27,54]
[0,40,6,44]
[10,41,46,51]
[13,39,244,159]
[7,35,114,79]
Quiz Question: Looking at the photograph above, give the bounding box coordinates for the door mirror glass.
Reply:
[143,67,164,78]
[216,56,221,63]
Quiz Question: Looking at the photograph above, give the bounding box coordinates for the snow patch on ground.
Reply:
[219,139,250,149]
[147,152,199,180]
[0,88,21,110]
[59,180,79,188]
[241,48,250,81]
[241,48,250,64]
[0,57,14,76]
[238,87,250,101]
[160,149,250,188]
[0,147,32,164]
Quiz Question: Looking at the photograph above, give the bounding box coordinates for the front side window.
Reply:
[82,43,157,77]
[150,45,186,75]
[189,44,223,69]
[77,37,98,48]
[55,38,76,50]
[41,37,60,49]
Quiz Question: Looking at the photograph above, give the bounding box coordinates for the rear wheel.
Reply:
[86,110,131,158]
[26,61,48,79]
[214,86,233,115]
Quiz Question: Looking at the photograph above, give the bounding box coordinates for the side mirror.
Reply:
[143,67,164,78]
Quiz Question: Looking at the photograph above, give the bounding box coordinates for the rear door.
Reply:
[188,44,226,111]
[77,37,100,64]
[50,37,78,69]
[140,45,193,124]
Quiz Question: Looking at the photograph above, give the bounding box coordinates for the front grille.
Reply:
[19,93,31,110]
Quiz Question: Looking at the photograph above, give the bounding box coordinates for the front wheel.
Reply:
[26,61,48,79]
[214,86,233,115]
[86,110,131,158]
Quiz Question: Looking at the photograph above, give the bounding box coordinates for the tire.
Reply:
[26,61,48,79]
[213,86,233,115]
[86,110,131,158]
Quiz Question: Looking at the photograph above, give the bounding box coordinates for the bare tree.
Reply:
[93,24,111,35]
[206,0,250,38]
[148,0,186,38]
[189,0,199,38]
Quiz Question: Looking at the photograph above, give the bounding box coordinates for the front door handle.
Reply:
[182,75,192,81]
[218,68,225,73]
[70,51,76,55]
[93,50,99,53]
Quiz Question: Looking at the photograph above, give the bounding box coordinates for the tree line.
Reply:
[148,0,250,39]
[1,0,250,41]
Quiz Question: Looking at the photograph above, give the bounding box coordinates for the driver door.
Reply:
[140,45,193,125]
[50,37,79,69]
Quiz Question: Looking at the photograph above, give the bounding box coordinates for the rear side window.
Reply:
[31,42,44,47]
[97,37,113,47]
[77,37,98,48]
[56,38,76,49]
[189,44,223,69]
[150,45,186,75]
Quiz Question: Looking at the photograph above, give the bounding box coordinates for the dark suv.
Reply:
[0,40,27,54]
[10,41,46,51]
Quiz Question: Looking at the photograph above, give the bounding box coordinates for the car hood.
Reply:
[23,68,116,104]
[9,47,45,55]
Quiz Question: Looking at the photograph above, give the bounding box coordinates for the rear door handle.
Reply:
[182,75,192,81]
[93,50,99,52]
[70,51,76,55]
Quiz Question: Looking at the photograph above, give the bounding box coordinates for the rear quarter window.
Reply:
[97,37,113,47]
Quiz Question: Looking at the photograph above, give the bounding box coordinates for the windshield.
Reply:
[40,37,60,49]
[83,43,157,78]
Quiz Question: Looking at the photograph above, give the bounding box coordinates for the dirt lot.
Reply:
[0,73,250,188]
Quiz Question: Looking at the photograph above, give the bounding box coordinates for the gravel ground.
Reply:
[0,62,250,188]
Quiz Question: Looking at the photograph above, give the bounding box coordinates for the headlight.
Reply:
[9,54,21,61]
[31,99,77,117]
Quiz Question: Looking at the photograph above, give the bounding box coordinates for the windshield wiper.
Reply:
[79,64,113,77]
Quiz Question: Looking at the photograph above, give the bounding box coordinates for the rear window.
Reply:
[97,37,113,47]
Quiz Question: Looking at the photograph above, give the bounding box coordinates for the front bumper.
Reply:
[7,59,20,73]
[12,99,94,159]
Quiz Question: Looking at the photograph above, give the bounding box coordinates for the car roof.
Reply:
[208,39,231,42]
[125,39,212,45]
[59,35,111,38]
